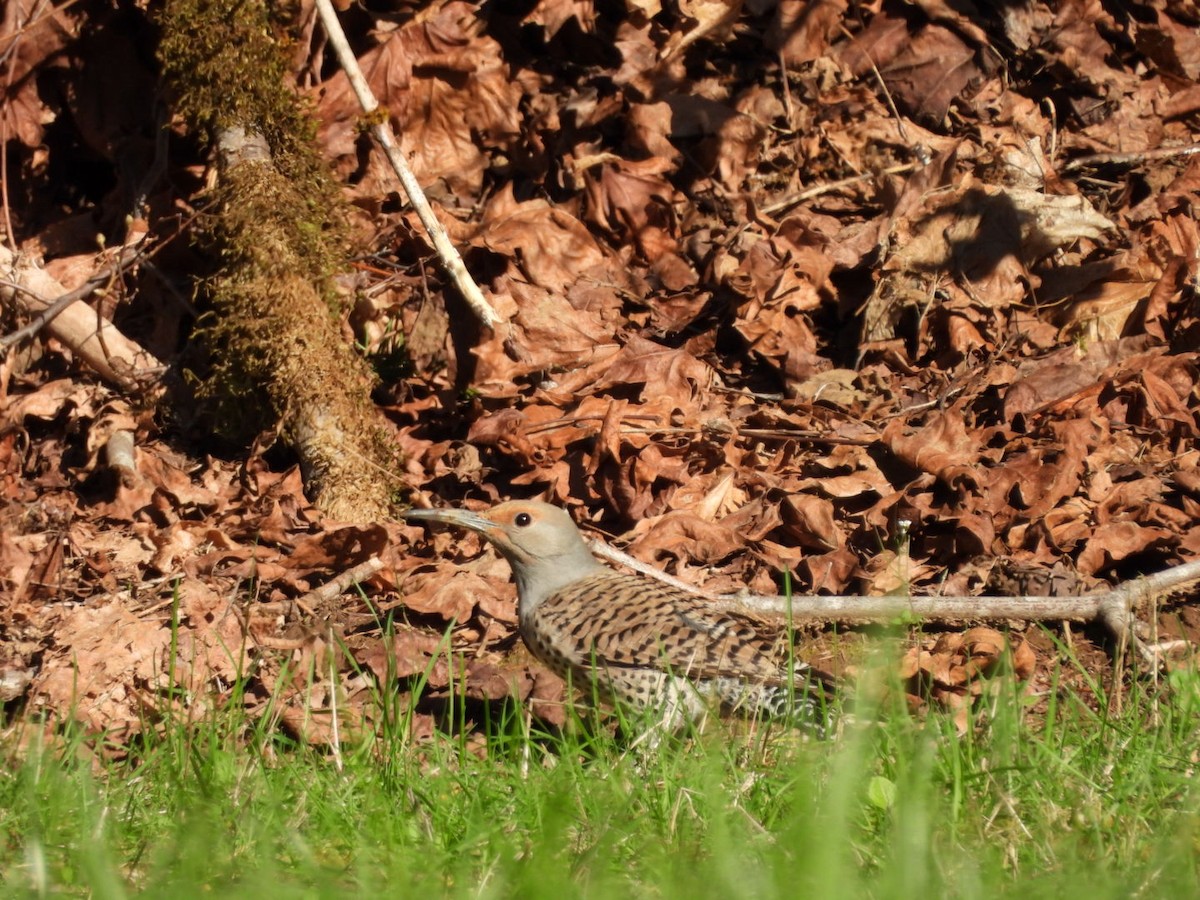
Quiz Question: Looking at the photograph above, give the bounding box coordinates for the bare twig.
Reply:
[0,268,116,349]
[327,625,343,772]
[1061,143,1200,174]
[761,163,916,216]
[524,414,878,447]
[296,557,385,608]
[590,535,1200,660]
[313,0,501,330]
[587,538,705,596]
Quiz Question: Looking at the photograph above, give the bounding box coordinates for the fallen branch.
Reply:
[588,537,1200,663]
[761,162,918,216]
[1,269,113,350]
[297,557,385,608]
[0,246,162,391]
[313,0,501,330]
[280,556,385,621]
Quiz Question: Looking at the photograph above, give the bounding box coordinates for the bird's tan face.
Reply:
[404,500,587,567]
[405,500,604,609]
[478,501,573,561]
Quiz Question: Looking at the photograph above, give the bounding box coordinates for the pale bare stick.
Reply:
[312,0,501,329]
[589,534,1200,659]
[586,538,706,596]
[0,269,117,349]
[296,557,385,608]
[104,430,138,488]
[1062,143,1200,173]
[327,624,343,772]
[0,245,162,391]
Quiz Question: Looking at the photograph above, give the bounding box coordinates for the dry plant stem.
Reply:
[586,538,709,596]
[0,246,162,390]
[590,537,1200,652]
[327,624,344,772]
[313,0,501,330]
[761,163,916,215]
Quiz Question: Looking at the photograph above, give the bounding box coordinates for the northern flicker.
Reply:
[404,500,835,735]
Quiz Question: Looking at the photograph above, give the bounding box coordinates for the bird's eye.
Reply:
[514,512,532,527]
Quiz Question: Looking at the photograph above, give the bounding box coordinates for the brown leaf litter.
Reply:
[4,0,1200,750]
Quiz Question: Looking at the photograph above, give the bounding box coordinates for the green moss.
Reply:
[159,0,305,144]
[158,0,346,290]
[159,0,361,440]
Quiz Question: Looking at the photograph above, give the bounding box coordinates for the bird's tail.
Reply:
[710,668,838,738]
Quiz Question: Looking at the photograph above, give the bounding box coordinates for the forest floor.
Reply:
[3,0,1200,762]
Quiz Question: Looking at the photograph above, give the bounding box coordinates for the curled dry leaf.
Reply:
[628,511,746,566]
[902,627,1038,731]
[882,408,980,492]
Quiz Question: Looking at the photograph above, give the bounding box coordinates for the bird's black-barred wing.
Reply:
[532,571,834,694]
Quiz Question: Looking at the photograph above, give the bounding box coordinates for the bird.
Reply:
[403,500,836,736]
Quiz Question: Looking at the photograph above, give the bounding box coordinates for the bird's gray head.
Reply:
[404,500,604,608]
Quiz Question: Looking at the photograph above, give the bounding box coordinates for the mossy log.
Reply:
[159,0,398,520]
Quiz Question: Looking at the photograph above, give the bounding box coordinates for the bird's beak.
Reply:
[403,507,496,538]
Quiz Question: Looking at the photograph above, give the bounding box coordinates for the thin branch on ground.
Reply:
[761,163,917,216]
[103,430,138,488]
[298,557,385,608]
[1061,143,1200,173]
[1,267,119,349]
[313,0,501,330]
[588,536,1200,662]
[586,538,706,596]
